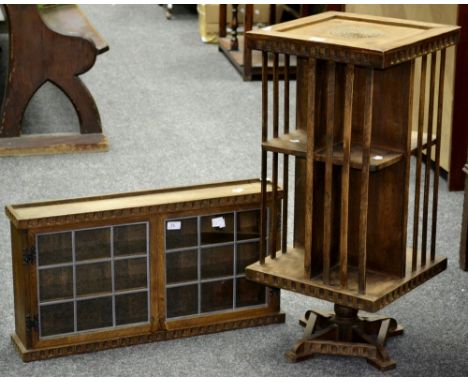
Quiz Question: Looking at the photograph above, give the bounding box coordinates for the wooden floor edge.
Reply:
[11,312,285,362]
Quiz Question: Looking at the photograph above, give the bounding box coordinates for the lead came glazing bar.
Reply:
[304,57,316,277]
[260,51,268,264]
[323,61,335,284]
[421,53,437,266]
[431,49,446,261]
[282,54,290,254]
[413,54,428,271]
[270,53,279,259]
[358,68,373,294]
[340,64,354,288]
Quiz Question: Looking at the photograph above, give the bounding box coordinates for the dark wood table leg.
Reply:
[460,161,468,270]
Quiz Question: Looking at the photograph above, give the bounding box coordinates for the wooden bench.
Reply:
[0,5,109,156]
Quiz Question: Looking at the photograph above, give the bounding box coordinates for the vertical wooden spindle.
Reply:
[401,60,416,275]
[421,53,437,266]
[431,49,446,261]
[413,55,428,271]
[270,53,279,259]
[260,51,268,265]
[304,58,316,277]
[218,4,227,38]
[243,4,254,80]
[340,64,354,288]
[323,61,335,284]
[282,54,290,254]
[230,5,239,51]
[358,68,374,294]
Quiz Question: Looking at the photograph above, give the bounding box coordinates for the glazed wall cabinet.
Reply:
[6,179,284,361]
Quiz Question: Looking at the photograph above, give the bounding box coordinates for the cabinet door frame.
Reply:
[27,216,157,350]
[157,203,280,331]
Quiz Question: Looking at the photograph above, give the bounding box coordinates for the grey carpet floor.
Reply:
[0,5,467,377]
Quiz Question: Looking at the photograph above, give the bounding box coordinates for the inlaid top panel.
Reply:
[246,11,460,68]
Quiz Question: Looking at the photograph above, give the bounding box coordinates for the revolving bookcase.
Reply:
[6,179,284,361]
[244,12,460,370]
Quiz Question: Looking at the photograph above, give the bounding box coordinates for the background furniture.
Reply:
[0,5,108,156]
[218,4,270,80]
[460,156,468,270]
[451,5,468,190]
[218,4,343,80]
[163,4,173,19]
[245,11,459,370]
[6,179,284,361]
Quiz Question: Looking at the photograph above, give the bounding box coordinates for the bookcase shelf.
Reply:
[262,130,437,170]
[246,11,459,370]
[314,143,403,171]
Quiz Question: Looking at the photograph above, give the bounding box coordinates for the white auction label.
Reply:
[212,217,226,228]
[167,221,181,230]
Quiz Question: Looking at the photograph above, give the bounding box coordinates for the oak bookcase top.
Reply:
[246,11,460,68]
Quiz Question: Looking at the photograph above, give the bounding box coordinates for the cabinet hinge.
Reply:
[22,246,36,265]
[25,314,39,332]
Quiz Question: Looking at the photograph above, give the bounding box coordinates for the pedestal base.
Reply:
[286,304,403,371]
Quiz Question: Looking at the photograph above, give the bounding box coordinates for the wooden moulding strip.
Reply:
[340,64,354,288]
[260,51,268,264]
[421,52,437,265]
[304,57,316,277]
[413,54,428,272]
[358,68,374,294]
[271,53,279,259]
[323,61,336,284]
[11,313,286,362]
[431,49,446,262]
[246,252,447,313]
[282,54,290,254]
[7,181,277,229]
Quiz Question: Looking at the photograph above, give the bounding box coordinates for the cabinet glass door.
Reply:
[165,209,267,320]
[36,222,150,339]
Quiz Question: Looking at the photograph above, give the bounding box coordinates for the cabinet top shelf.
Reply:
[6,179,277,229]
[246,11,459,68]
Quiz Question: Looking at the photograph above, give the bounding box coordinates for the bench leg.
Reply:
[52,77,103,135]
[0,79,42,138]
